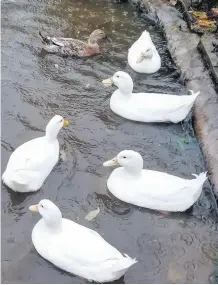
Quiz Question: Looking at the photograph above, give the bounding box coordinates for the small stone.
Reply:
[60,150,67,161]
[85,208,100,221]
[169,0,177,5]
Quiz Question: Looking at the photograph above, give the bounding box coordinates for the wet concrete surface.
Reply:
[198,35,218,87]
[1,0,218,283]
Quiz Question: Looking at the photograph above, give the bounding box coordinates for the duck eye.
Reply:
[60,119,63,123]
[41,204,44,208]
[117,75,119,78]
[123,156,126,159]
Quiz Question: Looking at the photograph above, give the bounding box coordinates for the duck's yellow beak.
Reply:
[63,120,69,127]
[136,53,145,64]
[29,204,39,212]
[103,157,118,167]
[102,77,113,87]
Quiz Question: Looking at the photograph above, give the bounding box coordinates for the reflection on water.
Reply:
[1,0,218,283]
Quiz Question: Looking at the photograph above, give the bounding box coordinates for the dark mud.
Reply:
[1,0,218,283]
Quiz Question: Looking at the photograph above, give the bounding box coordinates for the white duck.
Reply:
[103,150,207,212]
[2,115,69,192]
[102,71,200,123]
[29,199,137,282]
[128,30,161,73]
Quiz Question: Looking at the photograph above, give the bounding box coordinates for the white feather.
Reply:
[128,30,161,73]
[104,150,207,212]
[2,115,67,192]
[107,71,199,123]
[31,200,137,282]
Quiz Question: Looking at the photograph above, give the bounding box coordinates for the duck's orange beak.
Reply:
[29,204,39,212]
[102,77,113,87]
[63,120,69,127]
[103,157,118,167]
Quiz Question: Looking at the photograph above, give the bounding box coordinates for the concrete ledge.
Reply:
[178,0,218,87]
[198,35,218,88]
[138,0,218,195]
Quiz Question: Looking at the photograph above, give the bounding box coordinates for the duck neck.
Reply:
[118,80,133,98]
[44,215,63,234]
[45,127,59,142]
[84,44,99,56]
[119,90,133,98]
[88,36,97,45]
[124,163,143,177]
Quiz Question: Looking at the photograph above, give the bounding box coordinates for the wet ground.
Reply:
[1,0,218,283]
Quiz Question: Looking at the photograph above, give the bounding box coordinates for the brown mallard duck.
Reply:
[39,29,108,57]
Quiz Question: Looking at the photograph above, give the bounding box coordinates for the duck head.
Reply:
[136,47,153,63]
[103,150,144,174]
[29,199,62,231]
[45,115,69,140]
[88,29,109,44]
[102,71,134,95]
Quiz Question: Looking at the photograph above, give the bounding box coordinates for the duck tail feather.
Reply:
[122,254,137,269]
[188,90,200,98]
[191,171,208,186]
[39,31,50,44]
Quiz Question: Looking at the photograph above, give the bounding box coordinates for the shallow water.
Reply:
[1,0,218,283]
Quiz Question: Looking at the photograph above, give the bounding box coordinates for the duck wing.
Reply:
[130,93,197,115]
[6,137,53,172]
[139,170,206,202]
[55,219,123,265]
[122,170,186,203]
[39,31,85,47]
[50,37,84,47]
[62,41,87,57]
